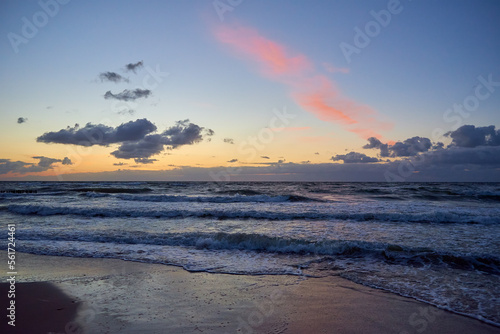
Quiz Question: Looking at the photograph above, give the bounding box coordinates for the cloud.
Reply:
[37,118,213,162]
[3,158,500,182]
[104,89,151,101]
[62,157,73,165]
[223,138,234,144]
[17,117,27,124]
[261,156,270,159]
[113,162,128,166]
[390,137,432,157]
[37,119,157,147]
[420,146,500,165]
[0,160,33,175]
[364,136,431,157]
[162,120,213,148]
[110,134,166,159]
[445,125,500,148]
[363,137,383,149]
[110,119,214,160]
[213,23,392,140]
[99,72,129,83]
[227,159,238,163]
[214,25,311,77]
[117,109,136,116]
[0,156,70,175]
[32,156,62,167]
[134,158,158,164]
[125,61,144,72]
[331,152,379,163]
[433,142,445,149]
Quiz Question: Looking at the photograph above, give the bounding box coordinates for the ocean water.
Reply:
[1,181,499,326]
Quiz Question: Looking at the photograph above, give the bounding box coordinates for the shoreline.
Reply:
[1,251,499,334]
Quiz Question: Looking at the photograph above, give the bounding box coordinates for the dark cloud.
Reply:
[364,125,500,161]
[125,61,144,72]
[314,152,319,155]
[4,159,500,182]
[113,162,128,166]
[134,158,158,164]
[223,138,234,144]
[110,134,164,159]
[117,109,135,116]
[62,157,73,165]
[261,156,270,159]
[99,72,129,83]
[104,89,151,101]
[37,119,157,147]
[0,160,33,175]
[0,156,69,175]
[390,137,432,157]
[364,136,431,157]
[363,137,383,149]
[37,118,212,162]
[17,117,27,124]
[332,152,379,163]
[420,146,500,165]
[445,125,500,148]
[433,142,445,150]
[301,160,311,164]
[162,120,214,148]
[32,156,62,168]
[362,137,389,157]
[227,159,238,163]
[110,119,214,160]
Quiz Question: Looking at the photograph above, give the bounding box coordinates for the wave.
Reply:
[7,204,499,224]
[20,230,500,275]
[215,189,265,196]
[116,194,321,203]
[352,185,500,202]
[72,187,152,194]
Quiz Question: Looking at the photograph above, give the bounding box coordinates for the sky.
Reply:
[1,0,499,181]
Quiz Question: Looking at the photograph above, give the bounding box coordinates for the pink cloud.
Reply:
[214,25,311,77]
[213,23,392,140]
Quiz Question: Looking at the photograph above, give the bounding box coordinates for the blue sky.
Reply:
[1,0,499,181]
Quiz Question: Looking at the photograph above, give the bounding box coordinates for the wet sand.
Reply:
[1,251,499,334]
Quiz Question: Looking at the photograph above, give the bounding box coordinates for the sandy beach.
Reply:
[0,251,498,334]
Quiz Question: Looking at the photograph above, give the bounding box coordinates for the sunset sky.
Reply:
[1,0,499,181]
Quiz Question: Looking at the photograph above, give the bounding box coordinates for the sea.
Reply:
[1,181,499,326]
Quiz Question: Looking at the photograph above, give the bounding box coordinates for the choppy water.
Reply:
[1,181,499,325]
